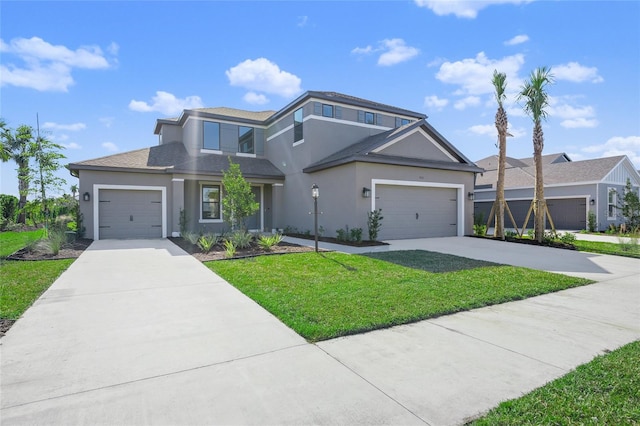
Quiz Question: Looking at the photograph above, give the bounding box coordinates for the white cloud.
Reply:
[552,62,603,83]
[469,124,496,136]
[424,95,449,111]
[551,99,599,129]
[297,16,309,27]
[352,38,419,66]
[243,91,269,105]
[42,122,86,131]
[414,0,533,19]
[378,39,420,66]
[505,34,529,46]
[129,91,204,116]
[226,58,302,99]
[581,136,640,168]
[0,36,114,92]
[454,96,481,110]
[561,117,599,129]
[63,142,82,150]
[107,42,120,55]
[436,52,525,96]
[102,142,119,152]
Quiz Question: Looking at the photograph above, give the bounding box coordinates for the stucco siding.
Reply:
[377,130,454,162]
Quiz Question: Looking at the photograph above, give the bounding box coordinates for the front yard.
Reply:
[207,250,592,342]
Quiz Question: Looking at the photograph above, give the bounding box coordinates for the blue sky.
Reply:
[2,0,639,197]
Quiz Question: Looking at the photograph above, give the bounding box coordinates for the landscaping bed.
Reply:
[168,237,317,261]
[284,232,388,247]
[6,238,93,261]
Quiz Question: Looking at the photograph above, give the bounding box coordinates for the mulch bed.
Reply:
[471,235,576,250]
[284,233,389,247]
[6,238,94,261]
[168,237,318,261]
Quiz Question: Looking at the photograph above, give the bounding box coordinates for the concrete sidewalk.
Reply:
[1,238,639,425]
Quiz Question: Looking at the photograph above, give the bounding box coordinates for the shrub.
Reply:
[34,229,67,255]
[473,223,487,236]
[223,239,237,258]
[619,233,639,253]
[367,209,384,241]
[179,208,189,235]
[182,231,200,245]
[350,227,363,243]
[228,230,253,249]
[197,234,219,253]
[258,233,284,251]
[0,194,19,222]
[505,230,519,238]
[559,232,577,244]
[587,211,597,232]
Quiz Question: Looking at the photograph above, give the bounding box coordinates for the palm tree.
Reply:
[492,70,508,240]
[71,184,78,200]
[0,123,36,224]
[518,67,554,243]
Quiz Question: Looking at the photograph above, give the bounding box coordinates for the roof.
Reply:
[475,152,570,172]
[475,154,627,189]
[68,141,285,180]
[303,120,482,174]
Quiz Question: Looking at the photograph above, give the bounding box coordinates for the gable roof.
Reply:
[475,154,630,189]
[68,141,285,180]
[303,120,482,174]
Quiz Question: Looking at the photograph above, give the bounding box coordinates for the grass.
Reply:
[207,250,592,342]
[470,340,640,425]
[573,239,640,259]
[0,229,45,258]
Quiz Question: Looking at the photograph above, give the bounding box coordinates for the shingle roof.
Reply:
[68,141,285,179]
[303,120,482,174]
[475,155,625,189]
[190,107,276,122]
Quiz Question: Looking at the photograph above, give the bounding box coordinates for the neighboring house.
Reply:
[69,91,482,241]
[473,153,640,231]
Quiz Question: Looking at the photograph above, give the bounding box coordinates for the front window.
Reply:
[294,108,303,142]
[238,126,254,154]
[400,118,411,126]
[364,112,375,125]
[608,188,617,219]
[202,185,221,220]
[203,121,220,150]
[322,104,334,118]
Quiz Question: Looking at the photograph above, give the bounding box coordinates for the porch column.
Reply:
[171,178,185,237]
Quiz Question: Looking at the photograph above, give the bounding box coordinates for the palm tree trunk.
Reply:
[495,132,507,240]
[17,158,29,224]
[533,122,545,242]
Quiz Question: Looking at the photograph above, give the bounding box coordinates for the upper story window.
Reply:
[238,126,254,154]
[203,121,220,150]
[202,184,221,220]
[294,108,303,142]
[608,188,617,219]
[322,104,334,118]
[364,112,375,125]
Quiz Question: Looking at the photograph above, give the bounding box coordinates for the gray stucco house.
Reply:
[69,91,482,241]
[473,153,640,231]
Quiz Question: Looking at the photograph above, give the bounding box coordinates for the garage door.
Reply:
[99,189,163,239]
[475,198,586,230]
[376,185,457,240]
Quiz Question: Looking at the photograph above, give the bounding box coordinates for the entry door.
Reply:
[244,186,262,231]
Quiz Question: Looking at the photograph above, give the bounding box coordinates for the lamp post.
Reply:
[311,184,319,252]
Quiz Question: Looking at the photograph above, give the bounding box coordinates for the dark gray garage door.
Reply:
[99,189,163,239]
[376,185,457,240]
[475,198,586,231]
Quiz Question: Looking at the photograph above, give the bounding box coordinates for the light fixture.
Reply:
[590,199,595,206]
[83,192,90,202]
[362,187,371,198]
[467,191,475,201]
[311,184,319,252]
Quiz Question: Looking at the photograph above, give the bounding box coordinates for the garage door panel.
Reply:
[376,185,457,240]
[99,189,163,239]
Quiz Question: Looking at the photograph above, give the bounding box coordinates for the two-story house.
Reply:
[69,91,482,241]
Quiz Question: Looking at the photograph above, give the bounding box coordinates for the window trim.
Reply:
[203,121,221,151]
[200,183,223,223]
[364,111,375,125]
[607,187,617,220]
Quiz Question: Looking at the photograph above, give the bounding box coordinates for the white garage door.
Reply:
[99,189,163,239]
[376,185,458,240]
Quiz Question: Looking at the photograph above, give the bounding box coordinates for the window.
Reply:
[203,122,220,150]
[364,112,375,125]
[294,108,303,142]
[238,126,254,154]
[608,188,617,219]
[202,185,221,220]
[322,104,334,118]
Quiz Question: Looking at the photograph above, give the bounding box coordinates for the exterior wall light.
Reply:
[83,192,91,202]
[467,191,475,200]
[590,199,595,206]
[362,187,371,198]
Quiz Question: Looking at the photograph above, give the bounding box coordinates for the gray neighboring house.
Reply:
[69,91,482,241]
[473,153,640,231]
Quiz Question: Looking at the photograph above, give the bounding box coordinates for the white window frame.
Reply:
[607,187,618,220]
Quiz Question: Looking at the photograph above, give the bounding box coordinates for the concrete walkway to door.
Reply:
[1,237,639,425]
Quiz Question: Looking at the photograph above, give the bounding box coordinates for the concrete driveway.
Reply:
[1,237,639,425]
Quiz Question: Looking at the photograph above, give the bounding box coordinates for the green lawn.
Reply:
[574,239,640,258]
[0,229,45,258]
[471,340,640,425]
[207,251,592,342]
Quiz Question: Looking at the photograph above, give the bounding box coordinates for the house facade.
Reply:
[69,91,482,241]
[473,153,640,231]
